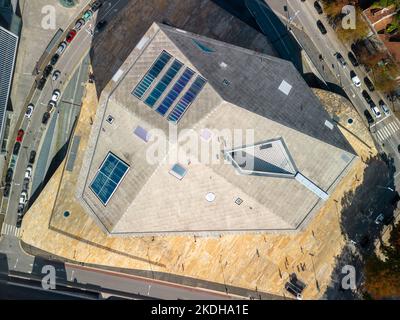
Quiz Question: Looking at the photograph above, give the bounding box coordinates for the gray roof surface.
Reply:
[77,23,357,235]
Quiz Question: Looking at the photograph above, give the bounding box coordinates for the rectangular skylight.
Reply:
[169,163,187,180]
[278,80,292,95]
[156,67,194,116]
[144,59,183,108]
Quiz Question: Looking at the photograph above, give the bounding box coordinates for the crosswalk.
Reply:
[1,223,22,237]
[376,120,400,142]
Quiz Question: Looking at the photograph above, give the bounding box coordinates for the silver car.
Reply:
[379,99,390,115]
[56,41,67,55]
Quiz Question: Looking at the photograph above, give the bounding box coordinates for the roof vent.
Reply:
[220,62,228,69]
[222,79,230,86]
[169,163,187,180]
[278,80,292,95]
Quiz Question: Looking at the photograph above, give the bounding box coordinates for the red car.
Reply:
[16,129,24,143]
[66,30,77,43]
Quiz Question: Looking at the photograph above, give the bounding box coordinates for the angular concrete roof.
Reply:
[76,23,357,236]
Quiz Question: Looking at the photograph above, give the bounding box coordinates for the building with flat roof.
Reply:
[76,23,357,236]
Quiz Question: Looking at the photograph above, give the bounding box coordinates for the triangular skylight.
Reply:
[225,138,297,177]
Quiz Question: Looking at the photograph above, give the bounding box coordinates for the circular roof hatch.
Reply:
[206,192,216,202]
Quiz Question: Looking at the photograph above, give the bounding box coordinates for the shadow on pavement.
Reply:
[324,155,399,299]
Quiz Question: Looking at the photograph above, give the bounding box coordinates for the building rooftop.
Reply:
[76,23,357,236]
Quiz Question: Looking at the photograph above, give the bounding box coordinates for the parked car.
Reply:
[51,89,61,102]
[43,64,53,78]
[29,150,37,164]
[314,1,323,14]
[364,109,374,124]
[6,168,13,184]
[16,129,24,143]
[13,142,21,155]
[316,20,327,34]
[19,190,28,206]
[25,103,34,118]
[371,105,381,118]
[56,41,67,55]
[91,0,103,12]
[364,77,375,92]
[42,112,51,125]
[95,20,107,32]
[82,9,93,22]
[379,99,390,115]
[362,90,372,104]
[74,18,85,31]
[350,70,361,87]
[25,165,33,180]
[17,203,24,215]
[334,52,346,67]
[52,70,61,81]
[66,29,77,43]
[3,183,11,197]
[348,51,359,66]
[50,53,60,66]
[37,77,47,90]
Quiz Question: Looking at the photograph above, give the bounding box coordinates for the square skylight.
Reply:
[278,80,292,95]
[169,163,187,180]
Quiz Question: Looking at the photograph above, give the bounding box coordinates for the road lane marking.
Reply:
[377,131,384,141]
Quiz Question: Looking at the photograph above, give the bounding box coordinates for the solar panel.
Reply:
[132,51,171,99]
[90,153,129,205]
[168,76,207,123]
[156,68,194,116]
[144,59,183,108]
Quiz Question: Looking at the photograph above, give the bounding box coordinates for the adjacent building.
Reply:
[77,23,357,236]
[0,0,20,152]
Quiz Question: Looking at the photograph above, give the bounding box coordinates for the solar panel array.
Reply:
[0,27,18,143]
[132,50,206,123]
[90,153,129,205]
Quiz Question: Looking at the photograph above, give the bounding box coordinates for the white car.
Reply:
[51,89,61,102]
[25,165,33,180]
[19,191,28,205]
[371,106,381,118]
[25,103,34,118]
[56,41,67,55]
[350,70,361,87]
